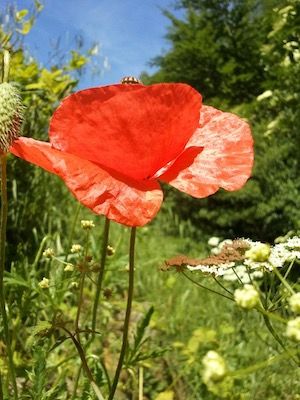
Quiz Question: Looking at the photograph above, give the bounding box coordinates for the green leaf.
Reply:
[17,17,35,35]
[4,275,31,288]
[15,9,29,22]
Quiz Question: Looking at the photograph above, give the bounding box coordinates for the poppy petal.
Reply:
[49,83,201,181]
[10,138,163,226]
[160,105,253,197]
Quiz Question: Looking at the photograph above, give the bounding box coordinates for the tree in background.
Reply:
[144,0,300,241]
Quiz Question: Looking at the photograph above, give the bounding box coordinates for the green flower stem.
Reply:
[0,155,18,400]
[108,227,136,400]
[230,349,298,377]
[65,202,81,263]
[32,235,51,270]
[261,313,299,365]
[75,272,86,342]
[92,217,110,334]
[61,326,105,400]
[75,229,91,341]
[182,271,234,301]
[212,276,233,296]
[254,306,286,324]
[271,263,295,295]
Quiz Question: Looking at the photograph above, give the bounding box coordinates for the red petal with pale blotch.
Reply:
[10,138,163,226]
[160,105,253,197]
[49,83,201,181]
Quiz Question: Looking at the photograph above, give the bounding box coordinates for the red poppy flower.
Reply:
[10,83,253,226]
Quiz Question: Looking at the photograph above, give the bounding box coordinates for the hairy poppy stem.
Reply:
[108,227,136,400]
[92,217,110,334]
[0,155,18,400]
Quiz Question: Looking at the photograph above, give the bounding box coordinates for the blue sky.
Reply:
[1,0,183,88]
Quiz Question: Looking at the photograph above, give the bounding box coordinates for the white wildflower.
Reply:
[70,244,82,254]
[218,239,233,248]
[80,219,95,230]
[288,293,300,314]
[202,351,226,384]
[286,317,300,341]
[286,236,300,249]
[208,237,221,247]
[43,248,54,258]
[38,277,50,289]
[187,262,234,277]
[64,263,75,272]
[107,245,115,256]
[234,284,260,309]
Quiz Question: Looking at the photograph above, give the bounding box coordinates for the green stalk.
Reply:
[65,202,81,263]
[92,217,110,334]
[108,227,136,400]
[230,348,298,377]
[75,229,90,342]
[75,273,86,342]
[182,271,234,301]
[61,327,105,400]
[0,155,18,399]
[271,263,295,295]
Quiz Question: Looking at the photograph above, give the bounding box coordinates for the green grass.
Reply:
[1,205,300,399]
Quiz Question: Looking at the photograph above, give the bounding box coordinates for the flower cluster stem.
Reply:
[182,271,234,301]
[108,227,136,400]
[65,202,81,263]
[92,217,110,334]
[0,155,18,400]
[230,348,298,377]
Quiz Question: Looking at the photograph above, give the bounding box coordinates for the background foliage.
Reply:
[1,1,97,261]
[143,0,300,241]
[0,1,300,399]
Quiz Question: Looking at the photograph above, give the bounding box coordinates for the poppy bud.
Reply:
[0,82,24,153]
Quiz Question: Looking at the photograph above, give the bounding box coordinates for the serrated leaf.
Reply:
[134,306,154,350]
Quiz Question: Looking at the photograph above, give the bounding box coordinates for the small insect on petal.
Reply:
[120,76,142,85]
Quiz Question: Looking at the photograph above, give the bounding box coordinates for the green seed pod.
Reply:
[0,82,24,152]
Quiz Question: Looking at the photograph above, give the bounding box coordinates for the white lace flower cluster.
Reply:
[245,236,300,270]
[187,236,300,283]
